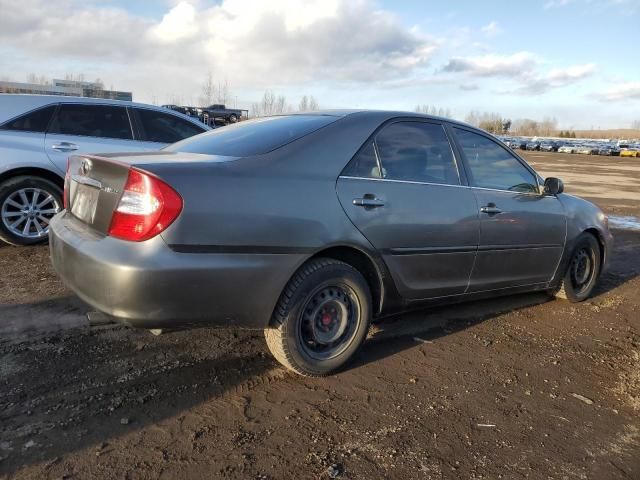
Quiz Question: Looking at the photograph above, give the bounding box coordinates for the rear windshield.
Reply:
[163,115,338,156]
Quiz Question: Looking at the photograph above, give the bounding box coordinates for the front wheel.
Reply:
[0,176,63,246]
[264,258,372,376]
[552,233,601,302]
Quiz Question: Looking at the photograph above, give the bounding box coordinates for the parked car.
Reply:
[50,111,613,376]
[526,141,540,151]
[163,104,249,126]
[504,138,520,150]
[539,143,555,152]
[597,145,620,156]
[558,144,575,154]
[575,145,598,155]
[620,148,640,158]
[0,94,210,245]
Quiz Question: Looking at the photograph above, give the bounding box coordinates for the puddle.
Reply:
[609,215,640,230]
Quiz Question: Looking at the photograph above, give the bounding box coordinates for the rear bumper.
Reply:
[49,212,305,329]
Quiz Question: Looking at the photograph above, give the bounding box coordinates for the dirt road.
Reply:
[1,152,639,479]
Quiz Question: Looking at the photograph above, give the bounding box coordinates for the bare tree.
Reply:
[464,110,480,127]
[512,118,540,136]
[299,95,309,111]
[415,104,451,118]
[200,72,214,106]
[64,73,86,83]
[26,73,50,85]
[274,95,288,114]
[632,120,640,130]
[215,78,230,105]
[261,89,276,116]
[309,96,319,111]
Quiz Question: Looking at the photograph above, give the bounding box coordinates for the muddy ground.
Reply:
[1,152,639,479]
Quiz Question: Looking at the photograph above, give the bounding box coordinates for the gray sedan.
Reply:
[49,111,613,376]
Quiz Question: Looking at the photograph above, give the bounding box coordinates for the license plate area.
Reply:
[70,179,100,224]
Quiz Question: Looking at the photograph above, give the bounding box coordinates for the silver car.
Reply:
[0,94,210,245]
[50,111,613,376]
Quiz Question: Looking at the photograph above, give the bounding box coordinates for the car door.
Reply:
[130,107,208,149]
[44,103,147,173]
[451,126,566,292]
[0,104,58,172]
[336,120,480,300]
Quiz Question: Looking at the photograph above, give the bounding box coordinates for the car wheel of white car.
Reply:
[0,176,63,246]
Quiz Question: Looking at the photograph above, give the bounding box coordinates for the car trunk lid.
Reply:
[65,151,237,235]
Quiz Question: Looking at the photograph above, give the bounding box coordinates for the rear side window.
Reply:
[1,105,57,133]
[164,115,338,156]
[342,142,383,178]
[375,122,460,185]
[134,108,206,144]
[48,104,133,140]
[454,128,538,193]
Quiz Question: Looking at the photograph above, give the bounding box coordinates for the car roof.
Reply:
[285,109,478,130]
[0,94,210,128]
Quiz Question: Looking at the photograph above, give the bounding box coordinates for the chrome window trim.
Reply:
[338,175,555,197]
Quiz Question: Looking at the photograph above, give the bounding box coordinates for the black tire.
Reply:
[228,114,238,123]
[264,258,372,376]
[552,233,601,303]
[0,176,63,246]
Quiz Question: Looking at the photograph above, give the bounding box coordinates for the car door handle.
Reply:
[480,203,502,215]
[353,196,385,208]
[51,142,79,152]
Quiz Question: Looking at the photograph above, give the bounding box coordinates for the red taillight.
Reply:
[108,168,183,242]
[63,158,71,209]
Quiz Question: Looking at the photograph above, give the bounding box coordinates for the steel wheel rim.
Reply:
[570,247,594,294]
[299,284,361,361]
[1,188,60,239]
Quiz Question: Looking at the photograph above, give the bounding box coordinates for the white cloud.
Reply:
[594,82,640,101]
[442,52,537,77]
[441,52,595,95]
[480,21,501,37]
[150,1,198,42]
[0,0,439,94]
[516,63,596,94]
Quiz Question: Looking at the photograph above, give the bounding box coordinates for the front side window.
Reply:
[48,104,133,140]
[374,122,460,185]
[134,108,206,144]
[454,128,538,193]
[1,105,57,133]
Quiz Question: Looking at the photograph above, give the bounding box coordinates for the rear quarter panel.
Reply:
[0,130,61,176]
[151,113,389,252]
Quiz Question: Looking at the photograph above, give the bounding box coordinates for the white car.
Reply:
[558,145,575,154]
[0,95,210,245]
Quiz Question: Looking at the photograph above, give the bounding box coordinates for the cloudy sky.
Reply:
[1,0,639,128]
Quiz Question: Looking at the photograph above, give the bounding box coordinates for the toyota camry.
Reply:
[50,111,613,376]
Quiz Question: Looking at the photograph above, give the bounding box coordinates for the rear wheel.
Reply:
[264,258,371,376]
[0,176,63,246]
[552,233,601,302]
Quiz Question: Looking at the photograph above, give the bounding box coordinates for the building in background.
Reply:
[0,79,132,101]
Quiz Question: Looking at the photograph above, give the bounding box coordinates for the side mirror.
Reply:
[544,177,564,195]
